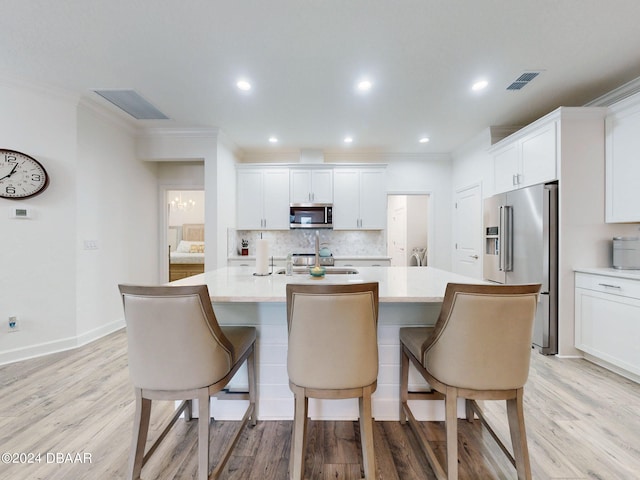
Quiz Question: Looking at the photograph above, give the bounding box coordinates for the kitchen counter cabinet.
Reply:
[333,167,386,230]
[605,92,640,222]
[290,167,333,204]
[574,269,640,382]
[170,266,485,421]
[492,118,557,194]
[334,257,391,267]
[236,167,290,230]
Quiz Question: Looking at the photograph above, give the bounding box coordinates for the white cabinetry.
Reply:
[333,167,386,230]
[236,167,290,230]
[290,168,333,203]
[491,116,557,194]
[575,271,640,379]
[605,93,640,222]
[334,259,391,267]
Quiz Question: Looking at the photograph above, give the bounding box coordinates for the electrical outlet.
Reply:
[8,316,19,332]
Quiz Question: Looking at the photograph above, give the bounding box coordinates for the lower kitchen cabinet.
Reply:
[574,271,640,379]
[334,258,391,267]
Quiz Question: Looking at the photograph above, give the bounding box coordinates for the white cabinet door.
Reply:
[605,102,640,222]
[290,169,333,203]
[263,169,290,229]
[237,170,264,229]
[520,121,557,189]
[493,143,519,194]
[491,116,557,194]
[359,169,387,229]
[575,286,640,377]
[310,169,333,203]
[333,169,360,229]
[237,168,289,230]
[290,169,312,203]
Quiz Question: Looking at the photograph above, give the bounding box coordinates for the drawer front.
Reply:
[575,272,640,299]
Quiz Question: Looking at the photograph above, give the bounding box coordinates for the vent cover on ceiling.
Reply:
[506,72,541,91]
[93,89,169,120]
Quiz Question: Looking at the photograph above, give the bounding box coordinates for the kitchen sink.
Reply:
[276,267,359,275]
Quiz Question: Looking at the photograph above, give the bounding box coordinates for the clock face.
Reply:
[0,149,49,199]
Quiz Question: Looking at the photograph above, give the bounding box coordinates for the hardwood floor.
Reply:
[1,329,639,479]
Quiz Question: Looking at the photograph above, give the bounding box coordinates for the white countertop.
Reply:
[169,266,485,303]
[574,267,640,281]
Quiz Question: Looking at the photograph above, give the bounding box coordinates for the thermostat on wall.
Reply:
[10,207,32,219]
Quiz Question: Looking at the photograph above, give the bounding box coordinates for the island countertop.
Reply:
[168,265,487,421]
[169,265,486,303]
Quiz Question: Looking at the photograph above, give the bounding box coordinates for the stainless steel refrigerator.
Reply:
[483,182,558,355]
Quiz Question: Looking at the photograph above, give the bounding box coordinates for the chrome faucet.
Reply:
[314,230,320,268]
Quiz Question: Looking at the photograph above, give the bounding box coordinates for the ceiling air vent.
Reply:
[506,72,541,91]
[93,89,169,120]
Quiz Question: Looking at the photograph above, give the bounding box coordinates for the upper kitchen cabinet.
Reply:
[333,167,387,230]
[237,167,290,230]
[491,118,558,194]
[605,92,640,222]
[290,167,333,204]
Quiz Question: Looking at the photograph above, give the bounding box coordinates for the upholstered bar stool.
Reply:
[118,284,257,480]
[286,282,379,480]
[399,283,540,480]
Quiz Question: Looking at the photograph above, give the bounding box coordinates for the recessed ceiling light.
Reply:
[472,80,488,91]
[356,79,373,92]
[268,136,278,143]
[344,136,354,144]
[419,137,430,144]
[236,79,252,91]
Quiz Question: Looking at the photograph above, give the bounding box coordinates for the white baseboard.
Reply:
[0,319,125,366]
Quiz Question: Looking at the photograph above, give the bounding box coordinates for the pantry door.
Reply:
[453,184,482,278]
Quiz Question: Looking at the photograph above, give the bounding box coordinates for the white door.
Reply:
[453,184,482,278]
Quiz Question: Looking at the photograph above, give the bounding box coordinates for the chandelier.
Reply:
[169,193,196,211]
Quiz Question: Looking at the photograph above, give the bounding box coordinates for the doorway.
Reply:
[165,189,205,282]
[386,194,429,266]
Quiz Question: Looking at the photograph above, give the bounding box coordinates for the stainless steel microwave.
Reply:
[290,203,333,229]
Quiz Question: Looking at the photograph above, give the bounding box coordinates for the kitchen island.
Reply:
[170,266,485,421]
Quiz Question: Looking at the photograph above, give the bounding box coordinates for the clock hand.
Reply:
[0,165,18,181]
[0,163,18,181]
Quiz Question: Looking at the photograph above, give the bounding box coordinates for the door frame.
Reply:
[158,184,204,283]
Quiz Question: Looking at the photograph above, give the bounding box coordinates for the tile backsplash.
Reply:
[229,229,386,257]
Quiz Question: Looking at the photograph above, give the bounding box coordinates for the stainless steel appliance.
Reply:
[483,182,558,355]
[291,252,335,266]
[613,236,640,269]
[290,203,333,229]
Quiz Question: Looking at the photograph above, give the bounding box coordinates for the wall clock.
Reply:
[0,149,49,199]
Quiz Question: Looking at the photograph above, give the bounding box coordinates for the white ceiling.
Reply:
[3,0,640,154]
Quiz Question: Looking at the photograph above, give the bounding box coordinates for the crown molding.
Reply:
[585,75,640,107]
[0,73,80,105]
[138,126,220,139]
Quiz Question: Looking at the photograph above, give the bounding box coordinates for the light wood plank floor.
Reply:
[1,329,639,479]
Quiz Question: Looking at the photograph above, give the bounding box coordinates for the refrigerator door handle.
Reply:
[501,205,513,272]
[499,205,504,271]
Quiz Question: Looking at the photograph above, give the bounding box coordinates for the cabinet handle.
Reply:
[598,283,621,289]
[469,255,479,259]
[513,174,517,186]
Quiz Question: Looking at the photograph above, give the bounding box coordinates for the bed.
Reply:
[169,223,205,281]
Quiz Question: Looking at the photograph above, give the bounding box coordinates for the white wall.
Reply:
[137,128,239,272]
[0,82,160,363]
[216,133,239,267]
[76,102,158,341]
[451,128,493,198]
[384,154,452,270]
[0,82,78,363]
